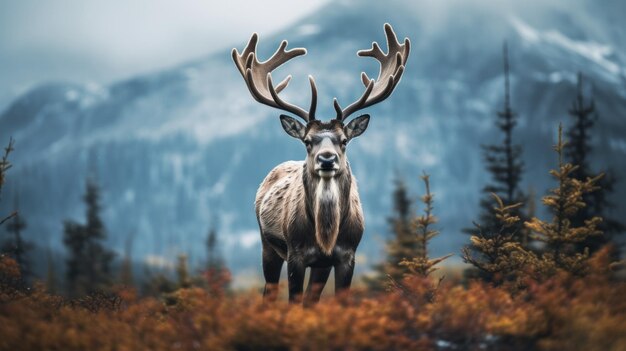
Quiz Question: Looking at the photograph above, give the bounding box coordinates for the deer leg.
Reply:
[304,266,332,307]
[334,251,356,294]
[262,244,284,302]
[287,255,306,304]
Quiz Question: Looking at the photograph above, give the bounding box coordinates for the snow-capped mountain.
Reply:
[1,0,625,279]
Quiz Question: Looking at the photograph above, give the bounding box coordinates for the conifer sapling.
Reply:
[525,124,603,277]
[400,173,452,277]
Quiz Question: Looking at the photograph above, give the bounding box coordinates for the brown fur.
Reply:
[256,160,364,259]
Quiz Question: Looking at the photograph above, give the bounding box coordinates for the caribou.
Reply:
[232,23,410,304]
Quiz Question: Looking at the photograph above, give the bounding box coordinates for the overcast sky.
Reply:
[0,0,330,106]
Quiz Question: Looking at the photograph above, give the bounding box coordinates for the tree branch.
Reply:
[0,211,17,226]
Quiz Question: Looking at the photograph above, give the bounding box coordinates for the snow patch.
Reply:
[531,71,577,84]
[511,17,621,76]
[511,17,540,43]
[144,254,175,269]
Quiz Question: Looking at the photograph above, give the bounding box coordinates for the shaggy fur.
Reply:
[314,178,341,255]
[256,160,363,259]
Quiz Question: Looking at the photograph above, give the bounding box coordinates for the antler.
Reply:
[232,33,318,122]
[333,23,410,122]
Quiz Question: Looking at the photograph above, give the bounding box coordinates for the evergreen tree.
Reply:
[63,179,115,297]
[387,174,451,304]
[385,177,420,276]
[400,173,452,278]
[141,267,177,297]
[205,227,223,271]
[465,125,608,285]
[520,187,537,249]
[468,43,525,238]
[463,43,526,282]
[119,233,135,287]
[203,226,230,293]
[45,247,58,294]
[462,194,535,287]
[366,176,420,289]
[0,138,13,199]
[564,73,624,254]
[0,138,26,292]
[2,196,33,282]
[176,254,191,289]
[0,138,17,227]
[525,124,603,276]
[368,174,452,291]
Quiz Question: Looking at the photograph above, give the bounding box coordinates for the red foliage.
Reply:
[0,258,623,350]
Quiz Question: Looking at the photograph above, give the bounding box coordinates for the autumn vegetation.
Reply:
[0,244,624,350]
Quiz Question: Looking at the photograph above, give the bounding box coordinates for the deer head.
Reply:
[232,23,410,179]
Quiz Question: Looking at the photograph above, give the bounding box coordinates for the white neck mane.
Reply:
[314,178,341,255]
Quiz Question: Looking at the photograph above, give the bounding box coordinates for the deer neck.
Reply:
[303,163,352,255]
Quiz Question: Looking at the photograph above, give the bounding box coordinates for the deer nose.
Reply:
[317,153,337,169]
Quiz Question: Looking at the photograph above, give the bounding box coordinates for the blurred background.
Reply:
[0,0,625,288]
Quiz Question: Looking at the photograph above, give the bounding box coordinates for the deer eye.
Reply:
[341,139,348,146]
[304,140,312,147]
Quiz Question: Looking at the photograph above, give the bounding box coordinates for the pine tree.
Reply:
[525,124,603,277]
[0,138,13,199]
[2,196,32,282]
[141,267,177,297]
[519,187,537,249]
[63,179,115,297]
[462,193,535,287]
[399,173,452,277]
[386,177,420,276]
[468,43,525,240]
[384,174,451,304]
[366,176,420,290]
[203,226,230,293]
[0,137,23,293]
[176,254,191,289]
[462,43,527,284]
[119,233,135,287]
[45,247,58,294]
[206,227,223,271]
[564,73,624,254]
[0,138,17,227]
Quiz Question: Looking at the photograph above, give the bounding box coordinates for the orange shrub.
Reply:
[0,254,625,351]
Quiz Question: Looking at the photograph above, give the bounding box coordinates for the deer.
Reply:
[232,23,410,304]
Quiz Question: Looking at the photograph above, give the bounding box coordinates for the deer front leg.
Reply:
[334,250,355,294]
[287,254,306,303]
[304,266,332,307]
[262,243,284,302]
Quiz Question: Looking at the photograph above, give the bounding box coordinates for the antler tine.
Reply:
[232,33,317,122]
[335,23,410,122]
[231,33,258,76]
[267,73,308,119]
[308,75,318,118]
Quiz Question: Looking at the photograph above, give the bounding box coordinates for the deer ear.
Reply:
[280,115,306,140]
[344,114,370,140]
